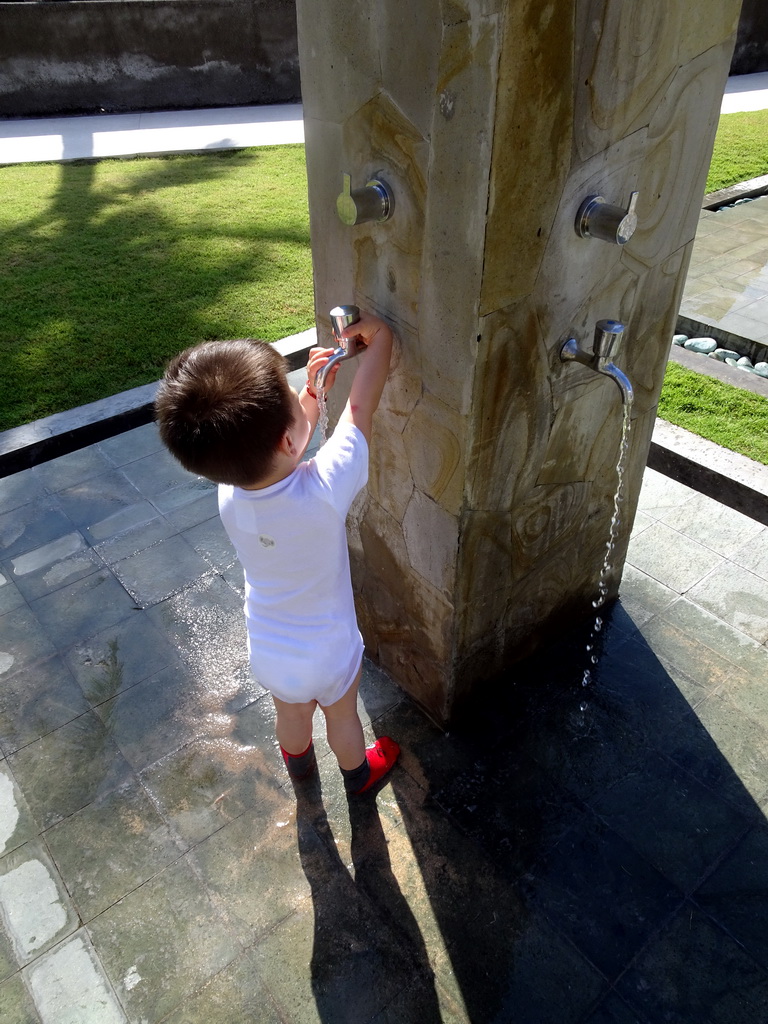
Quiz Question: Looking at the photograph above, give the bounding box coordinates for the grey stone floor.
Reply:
[2,392,768,1024]
[682,194,768,345]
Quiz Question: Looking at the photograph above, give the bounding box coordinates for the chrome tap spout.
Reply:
[314,304,363,392]
[560,320,634,407]
[600,361,634,407]
[315,345,357,391]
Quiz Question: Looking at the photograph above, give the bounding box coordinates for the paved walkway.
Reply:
[2,77,768,1023]
[1,398,768,1023]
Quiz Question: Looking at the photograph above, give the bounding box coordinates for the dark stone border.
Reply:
[0,329,315,478]
[648,420,768,527]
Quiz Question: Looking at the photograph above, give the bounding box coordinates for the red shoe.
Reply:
[354,736,400,794]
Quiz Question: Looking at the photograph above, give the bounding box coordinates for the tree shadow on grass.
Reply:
[0,147,312,430]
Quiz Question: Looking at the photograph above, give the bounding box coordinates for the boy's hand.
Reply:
[340,310,388,351]
[306,346,340,392]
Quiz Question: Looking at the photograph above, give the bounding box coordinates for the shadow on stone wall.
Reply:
[0,0,300,118]
[731,0,768,75]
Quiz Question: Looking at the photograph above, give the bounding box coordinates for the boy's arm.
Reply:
[338,313,393,443]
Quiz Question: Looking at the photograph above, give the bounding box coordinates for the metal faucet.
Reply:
[560,320,634,406]
[314,305,363,392]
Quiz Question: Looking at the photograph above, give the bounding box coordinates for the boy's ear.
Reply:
[278,428,297,457]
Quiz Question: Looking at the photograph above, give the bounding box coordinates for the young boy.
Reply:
[155,311,399,795]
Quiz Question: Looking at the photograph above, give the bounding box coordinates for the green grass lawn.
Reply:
[0,147,313,431]
[706,108,768,193]
[658,361,768,467]
[2,112,768,467]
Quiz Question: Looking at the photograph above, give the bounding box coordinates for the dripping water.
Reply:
[317,384,329,444]
[581,399,633,689]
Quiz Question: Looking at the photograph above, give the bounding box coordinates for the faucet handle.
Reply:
[330,304,360,348]
[593,319,625,361]
[337,173,394,226]
[576,191,639,245]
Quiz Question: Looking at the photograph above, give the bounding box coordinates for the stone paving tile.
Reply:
[659,595,768,676]
[8,711,134,829]
[0,605,57,677]
[687,560,768,643]
[694,823,768,972]
[98,422,165,468]
[86,855,246,1024]
[163,490,220,531]
[64,612,180,705]
[30,571,138,650]
[92,662,226,772]
[32,446,115,494]
[0,497,75,563]
[6,539,102,604]
[93,514,177,565]
[0,655,91,756]
[140,727,285,847]
[159,949,283,1024]
[23,931,128,1024]
[0,468,45,516]
[0,574,26,617]
[0,840,80,965]
[625,520,725,593]
[523,810,683,982]
[181,516,239,573]
[54,470,145,538]
[659,489,765,558]
[687,690,768,812]
[0,971,40,1023]
[120,449,215,514]
[616,903,768,1024]
[0,762,39,857]
[110,534,213,607]
[635,469,695,519]
[589,753,749,894]
[44,777,184,921]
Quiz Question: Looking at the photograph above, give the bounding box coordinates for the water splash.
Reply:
[581,400,632,687]
[317,384,329,444]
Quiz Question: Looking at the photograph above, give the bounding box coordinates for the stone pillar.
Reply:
[295,0,742,725]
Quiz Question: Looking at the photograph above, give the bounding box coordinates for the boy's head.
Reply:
[155,339,294,487]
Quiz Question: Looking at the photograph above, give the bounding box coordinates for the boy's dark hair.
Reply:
[155,339,294,487]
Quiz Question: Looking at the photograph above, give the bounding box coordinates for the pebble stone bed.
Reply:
[672,333,768,377]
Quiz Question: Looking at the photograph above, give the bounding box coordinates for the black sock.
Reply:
[341,758,371,794]
[281,740,316,779]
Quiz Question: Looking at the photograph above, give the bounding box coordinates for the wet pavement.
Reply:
[2,377,768,1023]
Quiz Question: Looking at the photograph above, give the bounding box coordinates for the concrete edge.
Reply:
[668,341,768,397]
[702,173,768,209]
[0,327,317,477]
[648,419,768,527]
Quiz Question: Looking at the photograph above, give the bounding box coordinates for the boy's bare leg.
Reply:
[272,696,317,755]
[320,669,366,771]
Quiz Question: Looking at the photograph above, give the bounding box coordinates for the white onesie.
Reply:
[218,422,369,705]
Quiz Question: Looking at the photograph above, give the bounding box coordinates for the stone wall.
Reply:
[296,0,742,726]
[0,0,299,118]
[731,0,768,75]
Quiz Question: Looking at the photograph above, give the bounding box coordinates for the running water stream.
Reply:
[317,385,329,444]
[581,399,633,689]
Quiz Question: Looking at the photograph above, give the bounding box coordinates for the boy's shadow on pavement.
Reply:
[332,598,768,1024]
[294,777,445,1023]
